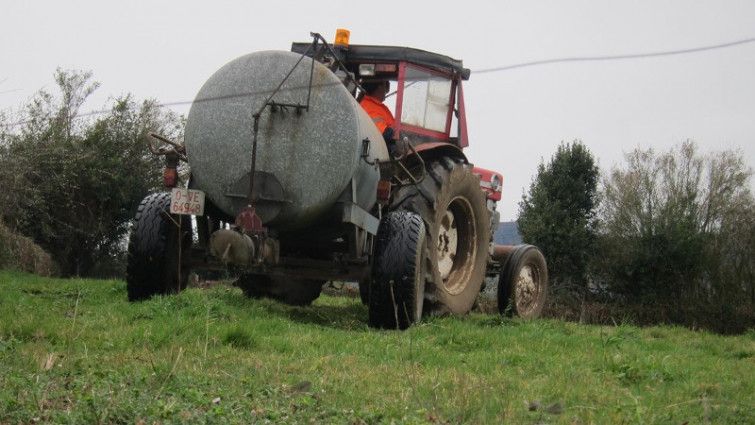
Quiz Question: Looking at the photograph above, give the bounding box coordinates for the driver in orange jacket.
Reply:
[359,80,396,147]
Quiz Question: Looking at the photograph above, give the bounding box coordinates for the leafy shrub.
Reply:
[0,221,57,276]
[0,69,183,277]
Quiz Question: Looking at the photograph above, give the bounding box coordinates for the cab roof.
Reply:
[290,42,471,80]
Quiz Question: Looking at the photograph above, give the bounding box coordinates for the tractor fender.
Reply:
[412,142,468,164]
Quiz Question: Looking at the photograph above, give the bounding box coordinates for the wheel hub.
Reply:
[516,264,539,312]
[437,210,458,280]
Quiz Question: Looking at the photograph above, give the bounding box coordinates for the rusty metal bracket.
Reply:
[383,138,433,205]
[147,133,187,162]
[392,138,427,187]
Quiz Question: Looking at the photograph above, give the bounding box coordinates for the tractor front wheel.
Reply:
[497,244,548,318]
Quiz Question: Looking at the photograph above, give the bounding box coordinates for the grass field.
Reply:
[1,270,753,424]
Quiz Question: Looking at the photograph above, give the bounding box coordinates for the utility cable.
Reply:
[476,36,755,74]
[2,35,755,129]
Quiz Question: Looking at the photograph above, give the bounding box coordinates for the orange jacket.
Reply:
[360,95,395,134]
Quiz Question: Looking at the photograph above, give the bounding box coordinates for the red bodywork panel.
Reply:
[473,166,503,202]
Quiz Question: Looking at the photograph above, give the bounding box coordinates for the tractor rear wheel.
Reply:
[126,192,191,301]
[235,275,324,306]
[497,244,548,318]
[369,211,426,329]
[392,157,490,316]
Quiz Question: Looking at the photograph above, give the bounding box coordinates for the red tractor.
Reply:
[127,30,548,329]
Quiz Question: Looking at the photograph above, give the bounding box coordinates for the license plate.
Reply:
[170,188,205,216]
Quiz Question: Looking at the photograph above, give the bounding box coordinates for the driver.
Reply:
[359,80,396,146]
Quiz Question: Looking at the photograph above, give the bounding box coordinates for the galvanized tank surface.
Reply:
[185,51,388,230]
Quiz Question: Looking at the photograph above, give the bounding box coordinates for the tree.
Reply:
[0,69,183,277]
[517,141,600,293]
[597,141,754,306]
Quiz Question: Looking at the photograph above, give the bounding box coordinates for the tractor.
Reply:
[126,30,548,329]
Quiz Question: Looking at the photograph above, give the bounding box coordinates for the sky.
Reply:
[2,0,754,220]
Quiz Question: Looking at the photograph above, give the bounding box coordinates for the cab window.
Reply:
[400,66,453,134]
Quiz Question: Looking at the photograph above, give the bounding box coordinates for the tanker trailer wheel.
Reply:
[497,244,548,318]
[369,211,426,329]
[126,192,192,301]
[392,157,490,316]
[235,275,324,306]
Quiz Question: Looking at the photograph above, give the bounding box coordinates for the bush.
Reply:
[596,141,755,311]
[517,141,600,294]
[0,69,183,277]
[0,221,57,276]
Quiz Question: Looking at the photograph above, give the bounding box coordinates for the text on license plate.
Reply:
[170,188,205,216]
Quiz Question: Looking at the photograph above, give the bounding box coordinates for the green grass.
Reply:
[1,270,753,424]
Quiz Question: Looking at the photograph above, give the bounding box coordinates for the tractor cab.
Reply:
[291,32,471,149]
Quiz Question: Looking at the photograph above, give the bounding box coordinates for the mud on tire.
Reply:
[391,157,490,316]
[126,192,192,301]
[369,211,426,330]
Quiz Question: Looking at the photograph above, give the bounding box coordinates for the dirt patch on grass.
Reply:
[321,282,361,298]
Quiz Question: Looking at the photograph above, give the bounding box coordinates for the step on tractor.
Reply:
[126,30,548,329]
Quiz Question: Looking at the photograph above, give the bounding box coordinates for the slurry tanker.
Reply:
[126,30,548,329]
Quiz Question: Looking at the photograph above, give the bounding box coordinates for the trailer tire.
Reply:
[392,157,490,316]
[369,211,426,329]
[235,275,324,306]
[498,244,548,318]
[126,192,191,301]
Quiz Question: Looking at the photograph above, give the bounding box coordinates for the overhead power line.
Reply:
[476,36,755,74]
[2,35,755,129]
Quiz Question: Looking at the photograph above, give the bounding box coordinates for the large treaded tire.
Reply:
[234,275,324,306]
[391,157,490,316]
[126,193,191,301]
[498,244,548,318]
[369,211,426,330]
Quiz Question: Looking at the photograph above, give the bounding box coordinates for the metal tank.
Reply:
[184,50,388,231]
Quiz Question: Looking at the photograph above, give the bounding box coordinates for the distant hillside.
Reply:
[494,221,521,245]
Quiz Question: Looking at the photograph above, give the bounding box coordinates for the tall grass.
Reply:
[1,270,753,424]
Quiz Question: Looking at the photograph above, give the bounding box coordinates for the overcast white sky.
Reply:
[2,0,754,220]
